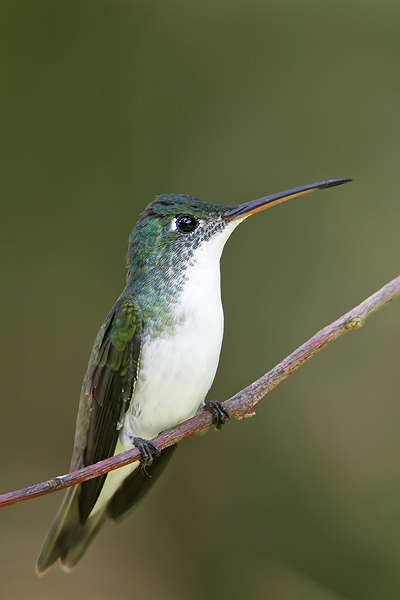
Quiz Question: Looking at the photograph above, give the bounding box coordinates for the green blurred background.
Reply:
[1,1,400,598]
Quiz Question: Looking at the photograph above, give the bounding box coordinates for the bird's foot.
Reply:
[204,401,229,430]
[131,437,161,475]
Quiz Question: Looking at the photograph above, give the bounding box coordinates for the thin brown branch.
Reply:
[1,274,400,509]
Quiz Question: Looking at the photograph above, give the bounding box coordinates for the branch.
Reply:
[1,274,400,509]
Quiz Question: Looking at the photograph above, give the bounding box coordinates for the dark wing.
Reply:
[78,295,142,522]
[107,444,179,521]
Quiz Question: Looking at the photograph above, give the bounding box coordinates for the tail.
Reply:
[36,444,178,574]
[36,484,107,575]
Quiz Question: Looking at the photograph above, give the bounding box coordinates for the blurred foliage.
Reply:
[1,2,400,599]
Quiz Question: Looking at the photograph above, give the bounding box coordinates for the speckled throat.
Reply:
[125,194,236,339]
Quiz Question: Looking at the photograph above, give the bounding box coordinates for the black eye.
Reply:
[176,215,198,233]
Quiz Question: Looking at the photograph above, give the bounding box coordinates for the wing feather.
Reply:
[77,295,142,522]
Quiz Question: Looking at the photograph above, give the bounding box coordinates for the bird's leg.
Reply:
[130,437,161,475]
[204,401,230,430]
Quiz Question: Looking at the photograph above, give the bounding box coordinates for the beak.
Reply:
[223,178,352,220]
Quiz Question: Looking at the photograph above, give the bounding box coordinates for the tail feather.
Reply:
[60,510,107,571]
[36,445,178,573]
[36,484,106,575]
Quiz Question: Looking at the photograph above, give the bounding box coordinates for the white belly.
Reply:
[122,310,223,442]
[121,249,226,443]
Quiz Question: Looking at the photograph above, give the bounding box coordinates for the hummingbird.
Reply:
[37,178,350,573]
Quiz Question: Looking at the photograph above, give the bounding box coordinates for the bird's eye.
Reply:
[176,215,198,233]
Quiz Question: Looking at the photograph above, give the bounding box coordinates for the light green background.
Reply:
[1,2,400,599]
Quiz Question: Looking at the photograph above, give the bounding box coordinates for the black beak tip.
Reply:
[318,178,352,189]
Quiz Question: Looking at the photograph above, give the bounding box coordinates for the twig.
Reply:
[1,274,399,509]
